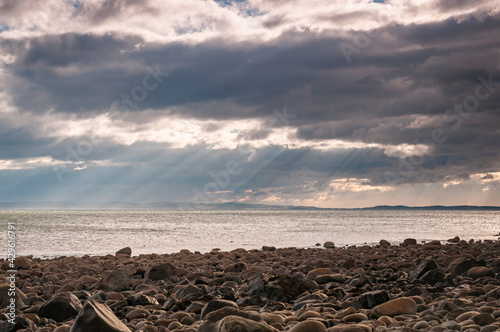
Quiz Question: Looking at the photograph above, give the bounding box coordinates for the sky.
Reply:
[0,0,499,208]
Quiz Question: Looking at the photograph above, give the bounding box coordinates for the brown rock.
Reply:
[371,297,417,317]
[290,320,327,332]
[145,262,177,280]
[94,270,129,291]
[467,266,495,279]
[70,300,130,332]
[115,247,132,256]
[216,315,278,332]
[0,282,26,308]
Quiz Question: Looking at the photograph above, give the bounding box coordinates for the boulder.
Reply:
[409,260,441,281]
[70,300,130,332]
[371,297,417,317]
[200,299,239,319]
[328,324,372,332]
[94,270,129,291]
[13,256,32,270]
[324,241,336,248]
[204,307,262,323]
[467,267,495,279]
[289,320,327,332]
[359,290,390,309]
[402,238,417,246]
[223,262,248,273]
[144,262,177,280]
[115,247,132,256]
[37,291,82,322]
[0,283,26,308]
[215,315,278,332]
[0,316,36,331]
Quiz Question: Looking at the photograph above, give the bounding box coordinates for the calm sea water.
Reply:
[0,210,498,258]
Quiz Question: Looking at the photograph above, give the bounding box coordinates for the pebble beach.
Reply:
[1,237,500,332]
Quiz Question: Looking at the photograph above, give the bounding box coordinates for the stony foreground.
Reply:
[1,238,499,332]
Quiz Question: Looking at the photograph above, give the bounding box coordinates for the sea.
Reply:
[0,210,498,258]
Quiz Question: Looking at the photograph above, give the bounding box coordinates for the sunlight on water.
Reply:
[0,210,498,258]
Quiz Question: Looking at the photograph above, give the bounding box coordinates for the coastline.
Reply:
[1,238,499,331]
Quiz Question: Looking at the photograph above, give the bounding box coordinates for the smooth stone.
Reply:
[324,241,336,248]
[343,313,369,323]
[223,262,248,273]
[37,291,82,322]
[359,290,390,309]
[414,321,430,329]
[144,262,178,280]
[479,326,499,332]
[289,320,327,332]
[115,247,132,256]
[328,323,372,332]
[468,267,495,279]
[378,316,398,326]
[215,315,278,332]
[297,311,322,321]
[456,312,481,322]
[70,300,130,332]
[204,307,262,323]
[372,297,417,317]
[201,299,239,319]
[94,270,130,291]
[307,268,332,280]
[316,274,347,284]
[261,313,285,325]
[0,283,26,308]
[54,326,72,332]
[472,313,496,326]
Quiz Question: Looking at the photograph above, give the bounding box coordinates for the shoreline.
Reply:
[1,238,499,331]
[7,234,500,260]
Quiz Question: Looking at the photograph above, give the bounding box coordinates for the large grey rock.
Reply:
[37,292,82,322]
[70,300,130,332]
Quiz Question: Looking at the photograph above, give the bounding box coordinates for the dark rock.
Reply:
[359,290,390,309]
[37,292,82,322]
[144,262,177,280]
[419,269,445,285]
[215,315,278,332]
[0,283,26,308]
[70,300,130,332]
[409,260,442,281]
[468,267,495,279]
[200,299,239,319]
[128,293,160,306]
[0,316,36,332]
[94,270,129,291]
[472,313,496,326]
[223,262,248,273]
[204,306,262,323]
[248,274,266,297]
[324,242,336,248]
[403,238,417,246]
[453,259,485,276]
[115,247,132,256]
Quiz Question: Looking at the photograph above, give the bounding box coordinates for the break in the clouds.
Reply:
[0,0,499,208]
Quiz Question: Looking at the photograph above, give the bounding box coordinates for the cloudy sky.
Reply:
[0,0,499,208]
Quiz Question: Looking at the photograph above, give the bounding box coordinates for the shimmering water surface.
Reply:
[0,210,498,258]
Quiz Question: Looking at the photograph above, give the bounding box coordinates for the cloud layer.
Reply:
[0,0,499,207]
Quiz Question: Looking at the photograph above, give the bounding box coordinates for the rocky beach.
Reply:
[1,238,499,332]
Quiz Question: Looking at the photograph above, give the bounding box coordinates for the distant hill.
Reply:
[0,201,499,211]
